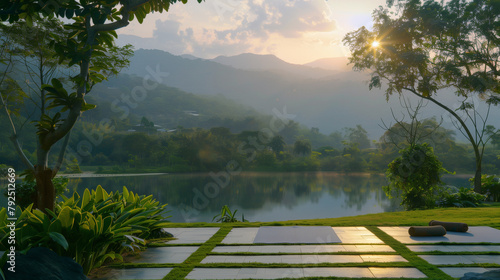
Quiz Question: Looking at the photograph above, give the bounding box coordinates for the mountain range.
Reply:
[121,49,497,140]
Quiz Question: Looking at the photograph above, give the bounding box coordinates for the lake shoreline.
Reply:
[58,170,475,178]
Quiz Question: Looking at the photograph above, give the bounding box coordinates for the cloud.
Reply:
[117,0,339,63]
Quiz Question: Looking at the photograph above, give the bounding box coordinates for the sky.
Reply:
[116,0,388,64]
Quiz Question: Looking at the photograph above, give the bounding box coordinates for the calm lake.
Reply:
[65,172,471,223]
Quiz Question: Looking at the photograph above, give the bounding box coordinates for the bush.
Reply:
[2,177,69,209]
[436,186,487,207]
[470,174,500,202]
[0,186,171,275]
[384,143,445,210]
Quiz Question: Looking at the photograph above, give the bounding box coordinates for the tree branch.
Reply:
[9,135,35,170]
[52,130,71,177]
[402,86,477,149]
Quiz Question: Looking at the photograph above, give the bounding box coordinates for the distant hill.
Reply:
[180,54,199,60]
[304,57,352,72]
[83,74,267,132]
[212,53,335,78]
[123,49,498,139]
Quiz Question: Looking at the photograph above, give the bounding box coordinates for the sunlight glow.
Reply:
[371,41,380,48]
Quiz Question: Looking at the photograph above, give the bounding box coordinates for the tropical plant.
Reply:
[2,177,69,209]
[470,174,500,202]
[0,186,171,275]
[212,205,248,223]
[436,186,487,208]
[384,143,446,210]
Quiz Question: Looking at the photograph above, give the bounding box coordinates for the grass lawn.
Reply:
[166,203,500,229]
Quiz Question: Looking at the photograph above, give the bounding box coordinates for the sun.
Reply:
[371,41,380,48]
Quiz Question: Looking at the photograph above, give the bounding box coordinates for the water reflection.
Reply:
[68,172,404,222]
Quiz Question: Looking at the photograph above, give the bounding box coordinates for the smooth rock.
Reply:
[2,247,89,280]
[461,269,500,280]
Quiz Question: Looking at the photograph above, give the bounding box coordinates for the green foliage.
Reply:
[384,143,445,210]
[2,177,69,209]
[470,174,500,202]
[212,205,248,223]
[0,164,8,177]
[343,0,500,192]
[0,186,171,275]
[293,139,312,157]
[437,186,487,208]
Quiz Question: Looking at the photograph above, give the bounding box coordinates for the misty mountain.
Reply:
[212,53,335,78]
[83,74,265,131]
[304,57,353,72]
[124,49,498,140]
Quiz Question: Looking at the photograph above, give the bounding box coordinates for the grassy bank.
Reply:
[165,204,500,229]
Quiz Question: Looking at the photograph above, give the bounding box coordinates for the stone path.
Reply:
[94,226,500,280]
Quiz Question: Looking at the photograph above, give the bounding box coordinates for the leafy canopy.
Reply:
[343,0,499,102]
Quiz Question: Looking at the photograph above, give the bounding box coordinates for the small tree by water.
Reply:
[384,143,445,210]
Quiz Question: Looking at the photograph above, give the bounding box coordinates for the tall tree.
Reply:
[1,0,203,212]
[293,139,312,157]
[380,97,452,149]
[269,135,286,155]
[343,0,499,192]
[344,125,371,149]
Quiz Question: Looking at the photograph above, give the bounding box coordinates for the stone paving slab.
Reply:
[439,267,498,278]
[221,228,260,244]
[253,226,341,244]
[128,246,198,264]
[94,268,172,280]
[212,244,395,253]
[222,227,383,244]
[186,267,426,279]
[420,254,500,265]
[379,226,500,243]
[408,245,500,252]
[165,228,219,244]
[201,254,407,264]
[333,227,384,244]
[369,267,426,278]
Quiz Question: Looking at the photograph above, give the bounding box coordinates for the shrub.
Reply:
[2,177,69,209]
[384,143,445,210]
[436,186,487,207]
[0,186,171,275]
[470,174,500,202]
[212,205,248,223]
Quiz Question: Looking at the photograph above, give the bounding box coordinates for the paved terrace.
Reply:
[95,226,500,280]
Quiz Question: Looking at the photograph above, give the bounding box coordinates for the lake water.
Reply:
[65,172,470,223]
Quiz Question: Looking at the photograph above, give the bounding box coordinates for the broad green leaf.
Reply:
[81,188,91,209]
[49,232,69,250]
[57,206,74,229]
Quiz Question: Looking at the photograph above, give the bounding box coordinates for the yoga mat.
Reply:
[409,225,447,237]
[253,226,341,244]
[429,220,468,232]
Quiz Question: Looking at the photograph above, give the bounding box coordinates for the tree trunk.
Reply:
[474,159,482,193]
[34,167,55,213]
[35,147,55,213]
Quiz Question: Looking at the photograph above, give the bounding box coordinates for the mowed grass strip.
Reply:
[163,226,232,280]
[367,226,454,280]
